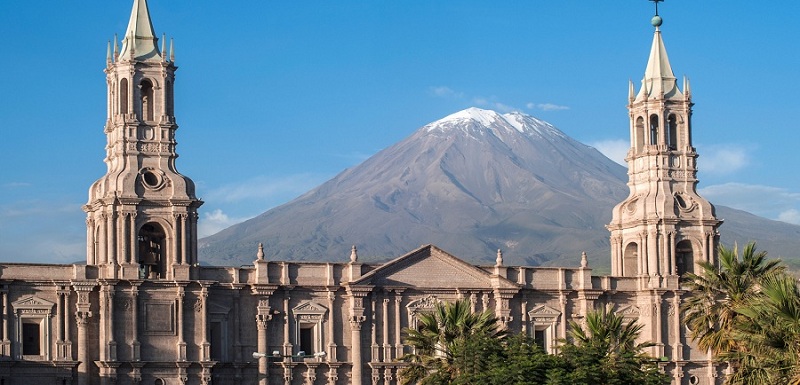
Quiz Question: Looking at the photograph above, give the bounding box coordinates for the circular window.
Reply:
[140,169,165,190]
[142,171,159,187]
[689,375,699,385]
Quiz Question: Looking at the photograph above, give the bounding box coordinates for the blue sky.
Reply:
[1,1,798,263]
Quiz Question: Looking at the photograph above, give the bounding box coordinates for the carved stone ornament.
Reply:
[674,192,697,213]
[624,196,639,215]
[527,305,561,324]
[406,295,440,313]
[616,304,641,319]
[12,296,56,315]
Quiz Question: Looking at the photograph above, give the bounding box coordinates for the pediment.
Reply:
[351,245,518,290]
[616,304,640,319]
[293,301,327,315]
[528,305,561,322]
[12,296,55,311]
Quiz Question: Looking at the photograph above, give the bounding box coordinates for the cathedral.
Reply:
[0,1,723,385]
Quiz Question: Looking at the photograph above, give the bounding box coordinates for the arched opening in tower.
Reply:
[649,114,659,145]
[635,116,645,152]
[667,114,678,149]
[119,78,129,116]
[140,79,155,121]
[623,242,639,277]
[138,222,166,279]
[676,240,694,276]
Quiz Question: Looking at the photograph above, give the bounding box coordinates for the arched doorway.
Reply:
[138,222,166,279]
[676,240,694,276]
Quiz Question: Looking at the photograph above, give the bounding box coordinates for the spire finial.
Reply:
[106,40,112,64]
[169,38,175,62]
[495,249,503,266]
[650,0,664,28]
[161,33,167,62]
[257,243,265,260]
[113,34,119,58]
[350,245,358,263]
[580,251,588,268]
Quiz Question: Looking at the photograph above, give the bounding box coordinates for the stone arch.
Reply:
[675,239,695,276]
[140,79,155,121]
[635,116,645,151]
[119,78,129,115]
[623,242,639,277]
[667,114,678,149]
[649,114,659,145]
[137,222,167,279]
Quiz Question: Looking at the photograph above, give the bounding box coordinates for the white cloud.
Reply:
[698,144,749,175]
[198,209,250,238]
[429,86,464,98]
[526,102,570,111]
[700,183,800,224]
[589,139,629,165]
[778,209,800,225]
[2,182,32,188]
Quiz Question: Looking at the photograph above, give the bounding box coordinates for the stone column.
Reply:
[98,214,108,265]
[381,296,389,362]
[252,285,277,385]
[72,282,96,385]
[86,218,96,265]
[131,282,141,361]
[393,290,403,359]
[1,287,10,356]
[129,213,137,265]
[107,212,117,266]
[346,287,369,385]
[327,290,337,362]
[176,284,187,361]
[200,284,210,361]
[180,214,188,265]
[120,213,129,265]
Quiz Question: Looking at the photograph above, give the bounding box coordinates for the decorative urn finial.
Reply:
[257,243,265,260]
[350,245,358,263]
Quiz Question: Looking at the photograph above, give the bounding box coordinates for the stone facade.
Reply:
[0,2,724,385]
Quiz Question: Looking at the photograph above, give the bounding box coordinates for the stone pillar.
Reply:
[131,282,141,361]
[252,285,277,385]
[393,290,404,359]
[86,218,96,265]
[129,213,137,265]
[176,284,187,361]
[107,212,117,266]
[381,296,390,362]
[120,213,129,265]
[327,290,337,362]
[200,284,210,361]
[346,287,369,385]
[1,286,10,356]
[72,282,96,385]
[180,214,188,265]
[232,285,244,362]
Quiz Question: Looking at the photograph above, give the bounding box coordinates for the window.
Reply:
[12,296,55,360]
[138,222,166,279]
[527,305,561,353]
[667,114,678,149]
[676,240,694,276]
[120,78,129,115]
[635,116,645,151]
[292,302,328,357]
[623,242,639,277]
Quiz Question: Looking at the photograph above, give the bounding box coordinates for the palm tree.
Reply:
[557,305,668,385]
[568,304,654,359]
[726,272,800,385]
[399,299,506,385]
[681,242,783,356]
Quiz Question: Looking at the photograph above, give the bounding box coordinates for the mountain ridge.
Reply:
[199,107,800,272]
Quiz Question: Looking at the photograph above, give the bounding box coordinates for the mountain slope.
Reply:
[199,108,800,271]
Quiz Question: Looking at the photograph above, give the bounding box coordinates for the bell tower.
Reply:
[607,10,720,280]
[84,0,202,280]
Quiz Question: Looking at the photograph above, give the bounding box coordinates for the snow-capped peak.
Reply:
[423,107,566,140]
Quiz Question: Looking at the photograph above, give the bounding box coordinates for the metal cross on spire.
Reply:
[650,0,664,16]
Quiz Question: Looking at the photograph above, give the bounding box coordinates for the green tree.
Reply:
[726,272,800,385]
[550,305,669,385]
[399,300,506,385]
[681,242,783,356]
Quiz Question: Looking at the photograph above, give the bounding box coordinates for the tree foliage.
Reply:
[682,241,800,385]
[399,301,668,385]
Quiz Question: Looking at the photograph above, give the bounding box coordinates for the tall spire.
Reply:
[118,0,161,61]
[635,13,682,101]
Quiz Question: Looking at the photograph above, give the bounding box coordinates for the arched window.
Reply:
[676,240,694,276]
[119,78,129,116]
[649,114,659,145]
[623,242,639,277]
[667,114,678,149]
[635,116,645,151]
[141,80,154,121]
[138,222,166,279]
